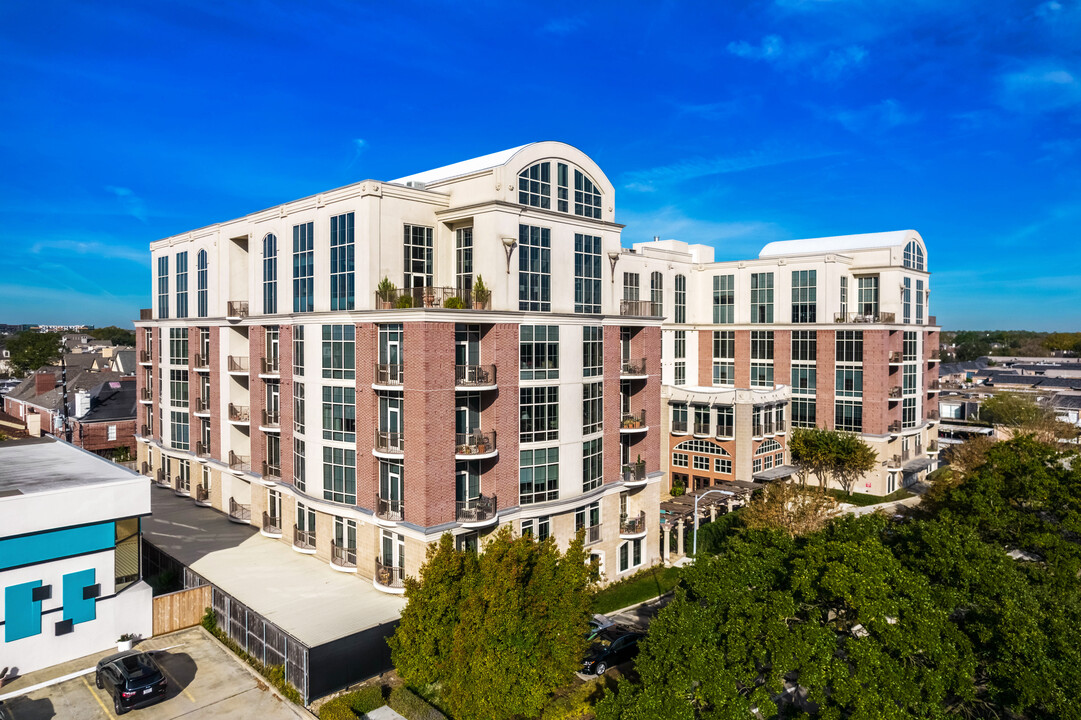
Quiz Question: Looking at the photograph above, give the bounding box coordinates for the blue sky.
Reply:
[1,0,1078,330]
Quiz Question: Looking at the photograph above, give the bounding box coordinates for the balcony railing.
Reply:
[375,430,404,454]
[671,420,688,434]
[620,410,647,430]
[331,542,357,569]
[927,409,940,420]
[928,380,941,390]
[261,357,280,374]
[375,286,490,310]
[583,525,602,545]
[455,364,496,387]
[138,350,152,364]
[141,461,150,475]
[889,386,903,399]
[139,308,152,321]
[227,356,249,373]
[193,354,209,369]
[376,495,404,522]
[455,430,496,456]
[375,558,405,589]
[140,424,151,437]
[834,311,896,324]
[228,404,250,423]
[374,364,404,386]
[194,397,211,413]
[620,512,646,535]
[929,315,937,326]
[228,451,251,472]
[226,301,249,318]
[262,461,281,479]
[620,299,662,317]
[195,484,209,503]
[888,420,903,433]
[262,512,281,535]
[622,461,646,484]
[195,441,211,458]
[456,494,497,524]
[928,440,939,453]
[261,409,280,428]
[693,422,710,436]
[887,454,903,469]
[888,351,904,363]
[140,387,153,401]
[229,498,251,523]
[621,358,647,376]
[294,525,316,551]
[155,468,166,485]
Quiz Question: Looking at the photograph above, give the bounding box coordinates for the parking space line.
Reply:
[157,661,196,703]
[80,675,116,719]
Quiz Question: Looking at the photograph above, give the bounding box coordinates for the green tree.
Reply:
[827,431,879,496]
[6,331,61,375]
[789,427,878,496]
[90,325,136,346]
[741,481,838,537]
[980,391,1076,444]
[389,527,596,720]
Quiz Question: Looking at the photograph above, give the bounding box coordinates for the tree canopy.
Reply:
[89,325,136,346]
[980,392,1077,444]
[789,427,878,496]
[6,331,61,375]
[388,528,597,720]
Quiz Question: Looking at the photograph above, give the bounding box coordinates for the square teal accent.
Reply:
[4,580,43,642]
[63,568,96,625]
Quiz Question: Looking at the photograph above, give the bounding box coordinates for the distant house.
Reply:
[1,356,127,441]
[1050,394,1081,427]
[69,379,138,460]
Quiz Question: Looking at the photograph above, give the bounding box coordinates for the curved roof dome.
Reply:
[759,230,923,258]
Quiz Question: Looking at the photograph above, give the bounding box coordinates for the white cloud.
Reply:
[999,65,1081,113]
[727,34,786,61]
[831,99,920,132]
[104,185,148,222]
[618,206,788,258]
[816,45,867,79]
[621,145,841,191]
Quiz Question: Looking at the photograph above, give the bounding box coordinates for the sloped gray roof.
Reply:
[75,379,137,423]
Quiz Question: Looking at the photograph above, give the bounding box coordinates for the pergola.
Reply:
[659,481,761,559]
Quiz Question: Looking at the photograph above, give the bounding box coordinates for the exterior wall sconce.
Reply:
[502,238,517,274]
[607,251,620,282]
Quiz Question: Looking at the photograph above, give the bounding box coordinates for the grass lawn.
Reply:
[826,488,914,507]
[593,564,682,615]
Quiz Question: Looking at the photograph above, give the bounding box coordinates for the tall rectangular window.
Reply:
[916,279,925,324]
[836,331,864,363]
[574,169,602,218]
[293,326,304,376]
[835,401,862,432]
[713,330,734,386]
[792,398,816,428]
[583,382,603,436]
[839,276,848,318]
[557,162,569,212]
[713,274,734,323]
[294,382,305,434]
[674,330,686,386]
[330,213,355,310]
[519,224,551,311]
[583,326,602,378]
[263,233,278,314]
[322,386,356,442]
[197,250,208,318]
[322,446,356,505]
[293,222,314,313]
[835,368,863,397]
[857,276,879,318]
[520,325,559,380]
[169,369,188,407]
[650,272,663,317]
[583,438,603,492]
[674,275,686,323]
[750,331,774,387]
[623,272,640,301]
[456,227,473,296]
[404,225,434,289]
[716,406,734,438]
[321,325,355,379]
[293,438,306,492]
[791,270,816,323]
[170,410,189,450]
[574,234,601,314]
[519,162,551,207]
[520,447,559,504]
[169,328,188,365]
[175,252,188,319]
[521,516,551,540]
[903,277,912,324]
[157,255,169,319]
[520,386,559,443]
[792,330,817,362]
[751,272,774,323]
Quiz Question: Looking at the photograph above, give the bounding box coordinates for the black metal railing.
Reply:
[229,498,251,522]
[693,422,710,436]
[294,525,316,550]
[228,404,250,423]
[376,495,404,522]
[620,512,645,535]
[155,468,167,485]
[375,558,405,589]
[620,410,646,430]
[456,494,497,523]
[261,357,280,374]
[262,512,281,534]
[227,356,249,373]
[620,300,662,317]
[888,420,903,433]
[262,461,281,479]
[622,461,646,484]
[140,387,153,401]
[374,363,404,386]
[195,441,211,458]
[375,286,490,310]
[331,542,357,568]
[584,525,601,545]
[195,484,209,503]
[888,351,904,363]
[193,354,209,369]
[228,451,251,472]
[455,430,496,455]
[621,358,647,376]
[455,364,496,387]
[261,409,280,428]
[226,301,249,318]
[138,350,152,363]
[671,420,688,434]
[375,430,404,454]
[194,397,211,413]
[833,311,896,324]
[889,386,903,399]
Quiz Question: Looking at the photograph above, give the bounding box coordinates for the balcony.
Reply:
[226,301,249,320]
[621,358,647,379]
[888,420,903,434]
[455,364,497,390]
[671,420,688,435]
[373,363,404,388]
[457,494,498,527]
[620,410,648,434]
[693,422,710,437]
[195,484,211,507]
[293,526,316,554]
[155,468,169,487]
[195,441,211,459]
[139,424,151,438]
[375,495,404,524]
[887,454,903,469]
[260,409,281,432]
[927,409,940,421]
[928,380,942,393]
[889,386,903,400]
[227,356,249,375]
[833,311,896,324]
[928,355,941,363]
[888,351,904,365]
[140,461,151,476]
[228,451,251,473]
[455,430,497,459]
[138,350,152,365]
[193,397,211,416]
[260,357,280,376]
[139,308,152,321]
[374,430,404,457]
[622,461,647,486]
[261,460,281,483]
[228,498,251,524]
[139,387,153,403]
[927,440,940,455]
[261,512,282,538]
[228,404,250,425]
[929,315,937,326]
[376,286,490,310]
[583,525,602,545]
[173,476,190,497]
[620,299,662,317]
[374,558,405,594]
[193,354,209,371]
[620,512,647,539]
[331,542,357,571]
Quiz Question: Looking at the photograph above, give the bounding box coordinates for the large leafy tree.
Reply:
[980,391,1076,444]
[6,331,61,376]
[388,527,596,720]
[89,325,136,346]
[789,427,878,496]
[741,481,838,537]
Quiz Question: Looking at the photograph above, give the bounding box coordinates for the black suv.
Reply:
[95,651,167,714]
[582,629,644,675]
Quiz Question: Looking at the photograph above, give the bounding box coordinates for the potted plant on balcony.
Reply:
[444,296,465,309]
[395,295,414,309]
[377,277,396,309]
[473,275,491,309]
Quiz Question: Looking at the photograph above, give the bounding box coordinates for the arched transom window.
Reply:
[903,241,925,271]
[756,438,782,455]
[674,439,730,456]
[518,161,602,219]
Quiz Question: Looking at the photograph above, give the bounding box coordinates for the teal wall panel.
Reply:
[0,522,115,571]
[63,568,97,625]
[4,580,42,642]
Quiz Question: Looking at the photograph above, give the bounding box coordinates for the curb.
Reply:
[608,590,676,618]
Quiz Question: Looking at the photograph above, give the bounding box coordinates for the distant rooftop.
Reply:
[0,436,139,496]
[759,230,920,258]
[392,143,532,186]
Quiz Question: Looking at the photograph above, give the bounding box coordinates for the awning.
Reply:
[903,457,934,473]
[753,464,799,482]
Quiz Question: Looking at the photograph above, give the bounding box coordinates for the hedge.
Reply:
[388,686,446,720]
[319,685,385,719]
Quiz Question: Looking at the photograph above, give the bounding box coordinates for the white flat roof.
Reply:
[759,230,918,258]
[0,436,141,496]
[392,144,532,186]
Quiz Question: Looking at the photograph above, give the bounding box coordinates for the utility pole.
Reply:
[58,352,72,443]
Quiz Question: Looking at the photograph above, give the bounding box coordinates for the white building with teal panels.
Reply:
[0,437,152,675]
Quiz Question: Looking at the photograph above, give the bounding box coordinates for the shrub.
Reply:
[389,686,446,720]
[318,701,359,720]
[443,296,465,309]
[541,674,617,719]
[319,686,385,720]
[395,295,414,309]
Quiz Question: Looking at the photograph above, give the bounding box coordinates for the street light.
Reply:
[692,488,735,557]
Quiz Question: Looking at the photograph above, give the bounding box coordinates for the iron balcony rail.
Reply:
[138,350,152,363]
[621,358,647,376]
[226,301,249,318]
[888,420,903,433]
[927,409,940,420]
[139,308,152,320]
[619,300,662,317]
[374,364,404,386]
[455,430,496,455]
[261,409,280,428]
[455,364,496,387]
[227,356,249,373]
[375,430,404,454]
[229,498,251,522]
[888,351,904,363]
[671,420,688,434]
[887,455,903,469]
[889,386,903,399]
[195,484,209,503]
[261,357,280,374]
[584,525,602,545]
[622,461,646,483]
[194,397,211,413]
[140,424,151,437]
[376,495,404,522]
[620,410,646,430]
[195,441,211,458]
[693,422,710,436]
[375,558,405,589]
[928,380,942,390]
[928,440,939,452]
[262,461,281,479]
[375,286,490,310]
[228,451,251,472]
[173,475,188,493]
[834,311,897,323]
[456,494,497,523]
[156,468,166,484]
[193,354,209,369]
[331,542,357,568]
[294,525,316,550]
[140,461,150,475]
[228,404,250,423]
[139,387,153,401]
[620,512,646,535]
[929,315,937,325]
[262,512,281,535]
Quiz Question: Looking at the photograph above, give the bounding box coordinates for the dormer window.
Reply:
[903,241,925,271]
[518,161,602,219]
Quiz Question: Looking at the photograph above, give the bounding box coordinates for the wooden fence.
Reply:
[152,585,212,636]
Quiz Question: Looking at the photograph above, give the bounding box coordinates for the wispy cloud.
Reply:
[347,137,367,169]
[105,185,148,222]
[539,15,587,36]
[619,206,788,259]
[830,98,920,132]
[621,145,841,192]
[816,45,867,80]
[727,33,866,80]
[999,65,1081,113]
[727,34,786,61]
[26,238,148,265]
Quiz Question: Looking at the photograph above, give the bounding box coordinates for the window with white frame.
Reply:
[836,368,863,397]
[323,446,356,505]
[518,224,551,311]
[520,447,559,504]
[157,255,169,318]
[293,326,304,376]
[519,162,551,208]
[903,241,925,271]
[520,325,559,380]
[263,233,277,314]
[713,330,734,386]
[321,325,355,379]
[168,328,187,365]
[583,382,603,436]
[671,403,688,434]
[170,410,189,450]
[521,515,551,541]
[836,331,864,363]
[293,221,314,313]
[107,425,117,441]
[791,269,816,323]
[716,406,734,438]
[672,453,689,467]
[330,213,355,311]
[456,227,473,296]
[839,276,848,317]
[916,279,925,324]
[674,275,686,323]
[574,234,601,314]
[751,331,774,387]
[618,538,643,573]
[520,386,559,443]
[751,272,774,323]
[583,438,603,492]
[575,501,600,531]
[583,326,602,378]
[574,169,602,218]
[835,400,862,432]
[293,383,305,433]
[713,274,734,323]
[857,277,879,317]
[674,330,686,386]
[623,272,639,301]
[903,277,912,324]
[197,249,208,318]
[322,386,356,442]
[170,369,188,407]
[175,251,188,319]
[714,457,732,474]
[297,502,316,532]
[692,455,709,471]
[403,224,433,290]
[650,272,663,317]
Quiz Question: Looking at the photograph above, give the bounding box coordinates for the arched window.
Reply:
[651,271,663,317]
[196,249,208,318]
[517,160,603,219]
[903,241,924,271]
[674,274,686,323]
[518,162,551,209]
[263,233,277,314]
[756,438,782,455]
[674,439,730,456]
[574,169,601,218]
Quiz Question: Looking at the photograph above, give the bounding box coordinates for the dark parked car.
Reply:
[0,700,12,720]
[585,613,614,641]
[582,629,644,675]
[95,650,167,714]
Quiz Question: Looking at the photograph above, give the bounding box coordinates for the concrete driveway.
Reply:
[0,627,307,720]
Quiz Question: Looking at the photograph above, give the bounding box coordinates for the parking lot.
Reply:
[0,627,308,720]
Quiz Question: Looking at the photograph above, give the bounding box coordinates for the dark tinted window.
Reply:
[119,655,161,685]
